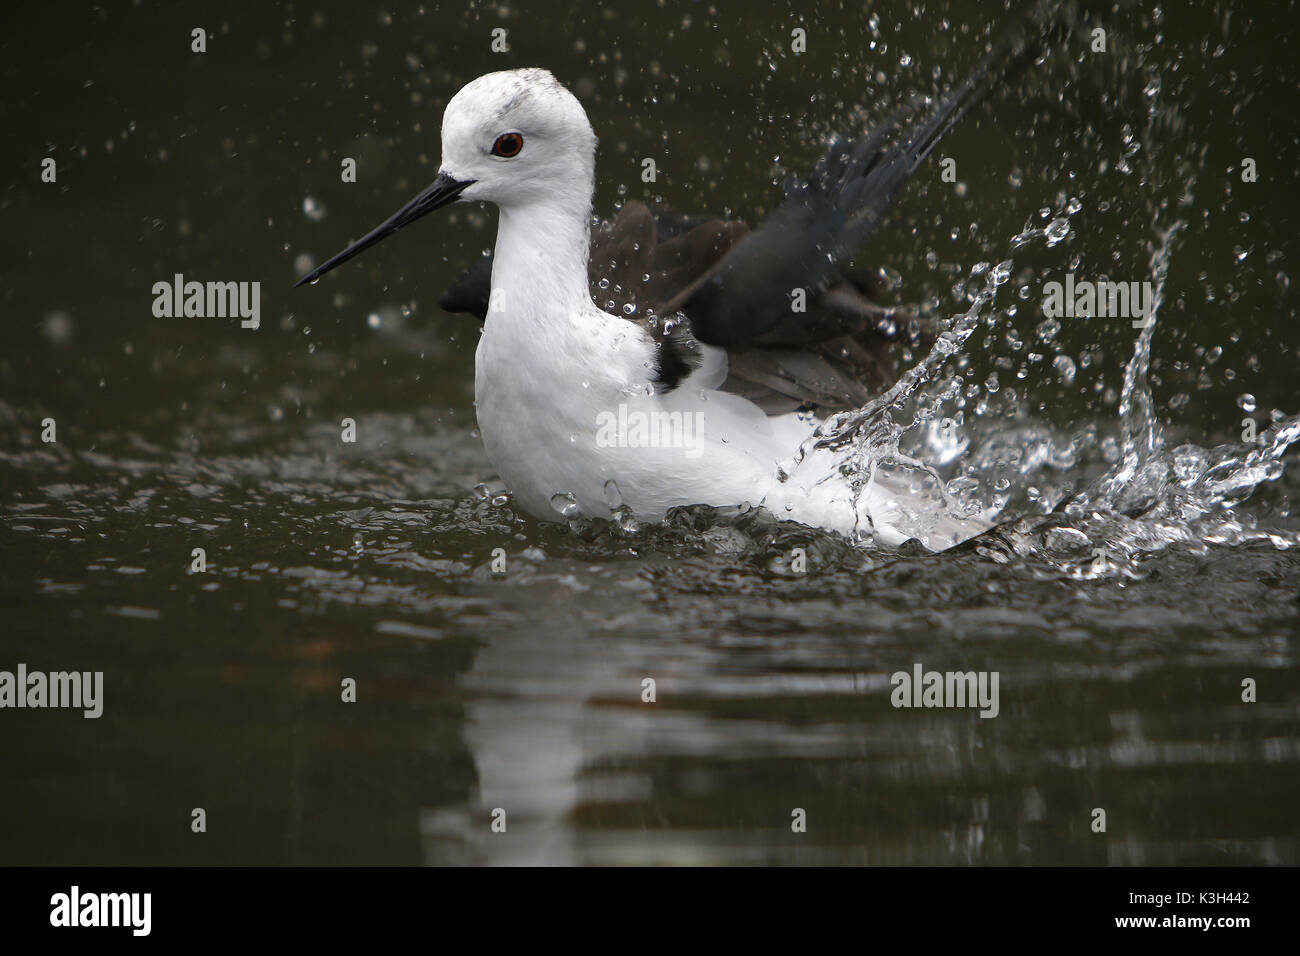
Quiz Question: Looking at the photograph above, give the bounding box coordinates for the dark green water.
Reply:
[1,1,1297,864]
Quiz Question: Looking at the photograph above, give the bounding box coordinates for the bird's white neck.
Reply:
[478,182,655,418]
[490,195,594,321]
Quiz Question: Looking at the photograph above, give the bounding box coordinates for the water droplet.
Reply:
[302,196,326,222]
[1044,218,1070,246]
[1237,393,1257,413]
[39,311,74,345]
[549,492,582,519]
[877,264,903,289]
[603,479,624,510]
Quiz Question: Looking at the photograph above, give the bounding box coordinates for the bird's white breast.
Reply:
[474,301,794,523]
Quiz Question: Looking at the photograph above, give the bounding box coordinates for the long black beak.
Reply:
[294,170,475,287]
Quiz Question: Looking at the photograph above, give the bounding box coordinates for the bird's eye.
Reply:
[491,132,524,158]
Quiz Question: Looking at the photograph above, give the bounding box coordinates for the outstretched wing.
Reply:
[660,4,1073,349]
[592,201,919,411]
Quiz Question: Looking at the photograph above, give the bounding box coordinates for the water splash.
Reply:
[781,201,1297,568]
[1093,221,1182,509]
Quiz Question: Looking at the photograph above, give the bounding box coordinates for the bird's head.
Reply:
[296,68,595,287]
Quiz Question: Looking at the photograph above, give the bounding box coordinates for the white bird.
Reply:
[298,15,1067,550]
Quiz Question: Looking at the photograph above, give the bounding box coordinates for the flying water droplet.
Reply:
[302,196,326,222]
[877,264,903,290]
[1044,218,1070,246]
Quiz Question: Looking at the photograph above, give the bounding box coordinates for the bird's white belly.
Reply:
[474,325,787,523]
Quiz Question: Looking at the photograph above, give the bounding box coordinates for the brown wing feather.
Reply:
[587,203,704,390]
[586,201,919,412]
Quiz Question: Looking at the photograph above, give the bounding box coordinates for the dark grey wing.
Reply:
[582,202,912,405]
[658,5,1075,349]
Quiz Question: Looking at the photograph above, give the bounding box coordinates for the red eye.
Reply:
[491,132,524,158]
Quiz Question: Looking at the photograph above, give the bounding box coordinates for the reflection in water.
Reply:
[438,598,629,865]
